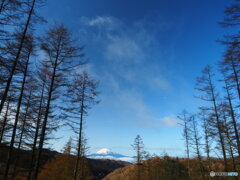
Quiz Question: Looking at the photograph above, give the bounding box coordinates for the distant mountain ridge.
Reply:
[88,148,135,162]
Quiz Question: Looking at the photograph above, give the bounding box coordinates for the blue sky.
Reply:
[40,0,233,156]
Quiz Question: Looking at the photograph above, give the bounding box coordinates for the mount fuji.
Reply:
[88,148,135,163]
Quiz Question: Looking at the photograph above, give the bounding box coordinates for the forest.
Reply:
[0,0,240,180]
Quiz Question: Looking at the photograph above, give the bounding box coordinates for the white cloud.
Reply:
[87,16,113,26]
[79,16,122,33]
[149,77,171,91]
[101,79,177,128]
[77,16,176,128]
[161,116,178,127]
[104,37,143,62]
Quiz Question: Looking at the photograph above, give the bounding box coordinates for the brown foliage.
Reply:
[103,156,237,180]
[38,154,91,180]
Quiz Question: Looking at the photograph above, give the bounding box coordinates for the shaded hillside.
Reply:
[0,143,58,179]
[0,144,129,179]
[103,156,236,180]
[38,154,129,180]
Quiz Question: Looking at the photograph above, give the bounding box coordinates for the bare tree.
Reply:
[199,108,212,171]
[189,114,204,180]
[4,34,34,179]
[132,135,145,165]
[62,137,73,155]
[220,0,240,28]
[60,72,99,180]
[195,65,228,171]
[0,0,43,115]
[27,68,47,180]
[220,71,240,156]
[177,110,191,178]
[31,24,85,180]
[132,135,145,180]
[221,104,237,171]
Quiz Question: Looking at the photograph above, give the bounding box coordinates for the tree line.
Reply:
[179,0,240,178]
[0,0,99,180]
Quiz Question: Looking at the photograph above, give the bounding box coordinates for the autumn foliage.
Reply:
[103,156,238,180]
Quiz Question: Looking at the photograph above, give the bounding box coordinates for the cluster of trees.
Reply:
[179,0,240,177]
[0,0,99,179]
[103,155,229,180]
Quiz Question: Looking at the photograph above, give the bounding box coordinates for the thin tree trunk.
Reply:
[183,114,190,179]
[208,72,228,171]
[223,111,236,171]
[224,79,240,156]
[28,82,45,180]
[0,0,36,115]
[0,99,9,143]
[73,84,85,180]
[202,115,211,171]
[31,41,60,180]
[3,48,31,179]
[12,88,32,179]
[230,59,240,101]
[192,117,203,180]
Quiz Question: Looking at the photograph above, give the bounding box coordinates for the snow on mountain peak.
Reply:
[88,148,135,163]
[96,148,111,154]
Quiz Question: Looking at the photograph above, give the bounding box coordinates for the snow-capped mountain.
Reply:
[88,148,135,163]
[96,148,112,154]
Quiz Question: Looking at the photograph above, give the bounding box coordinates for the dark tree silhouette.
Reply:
[60,71,99,180]
[31,24,85,180]
[195,65,228,171]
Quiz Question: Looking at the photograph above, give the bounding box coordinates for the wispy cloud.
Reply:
[100,74,177,128]
[82,16,171,91]
[161,116,179,127]
[104,37,143,62]
[77,16,177,128]
[87,16,114,26]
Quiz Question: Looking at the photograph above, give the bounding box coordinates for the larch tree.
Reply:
[0,0,43,115]
[195,65,228,171]
[132,135,145,180]
[188,115,204,180]
[221,103,237,171]
[199,108,212,171]
[3,33,34,179]
[62,137,73,155]
[31,24,85,180]
[132,135,145,165]
[60,71,99,180]
[177,110,191,178]
[27,66,48,180]
[220,71,240,157]
[220,0,240,28]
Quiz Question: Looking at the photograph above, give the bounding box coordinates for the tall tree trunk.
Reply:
[0,0,36,115]
[183,113,190,179]
[192,117,203,180]
[28,82,45,180]
[202,113,212,171]
[73,84,85,180]
[223,111,236,171]
[224,79,240,156]
[3,49,31,180]
[208,72,228,171]
[12,88,32,179]
[31,43,60,180]
[0,99,9,143]
[230,58,240,101]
